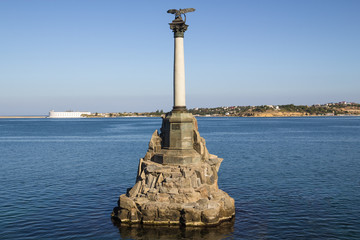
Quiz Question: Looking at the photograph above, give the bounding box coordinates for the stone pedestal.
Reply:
[111,114,235,226]
[153,111,201,165]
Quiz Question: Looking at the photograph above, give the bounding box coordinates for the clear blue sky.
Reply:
[1,0,359,115]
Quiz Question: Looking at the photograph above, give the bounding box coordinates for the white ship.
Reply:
[48,110,91,118]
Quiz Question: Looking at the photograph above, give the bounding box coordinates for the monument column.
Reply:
[170,15,188,112]
[112,8,235,227]
[149,9,201,164]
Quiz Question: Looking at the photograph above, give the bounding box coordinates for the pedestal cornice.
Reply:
[172,106,187,112]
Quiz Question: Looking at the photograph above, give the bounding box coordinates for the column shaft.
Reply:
[173,37,186,108]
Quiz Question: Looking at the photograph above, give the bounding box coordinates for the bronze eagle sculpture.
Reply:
[167,8,195,22]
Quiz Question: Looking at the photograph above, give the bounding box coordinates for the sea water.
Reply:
[0,117,359,239]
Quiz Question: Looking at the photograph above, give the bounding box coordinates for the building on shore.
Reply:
[48,110,91,118]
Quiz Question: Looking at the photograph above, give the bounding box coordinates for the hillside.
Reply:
[84,102,360,118]
[188,102,360,117]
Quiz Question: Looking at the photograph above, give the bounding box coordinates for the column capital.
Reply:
[169,18,188,38]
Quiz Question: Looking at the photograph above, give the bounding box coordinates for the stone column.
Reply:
[112,9,235,226]
[170,18,188,112]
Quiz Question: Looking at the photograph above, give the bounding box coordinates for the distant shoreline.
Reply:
[0,116,46,119]
[1,115,359,119]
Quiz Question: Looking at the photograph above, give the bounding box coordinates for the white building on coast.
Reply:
[48,110,91,118]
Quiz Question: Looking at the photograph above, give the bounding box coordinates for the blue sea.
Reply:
[1,117,360,239]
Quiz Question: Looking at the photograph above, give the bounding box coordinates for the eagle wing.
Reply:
[179,8,195,14]
[167,9,178,14]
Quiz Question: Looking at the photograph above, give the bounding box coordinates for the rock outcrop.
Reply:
[112,114,235,226]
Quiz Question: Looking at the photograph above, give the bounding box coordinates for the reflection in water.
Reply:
[112,218,235,240]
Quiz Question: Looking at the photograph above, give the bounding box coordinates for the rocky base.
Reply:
[112,156,235,226]
[112,113,235,226]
